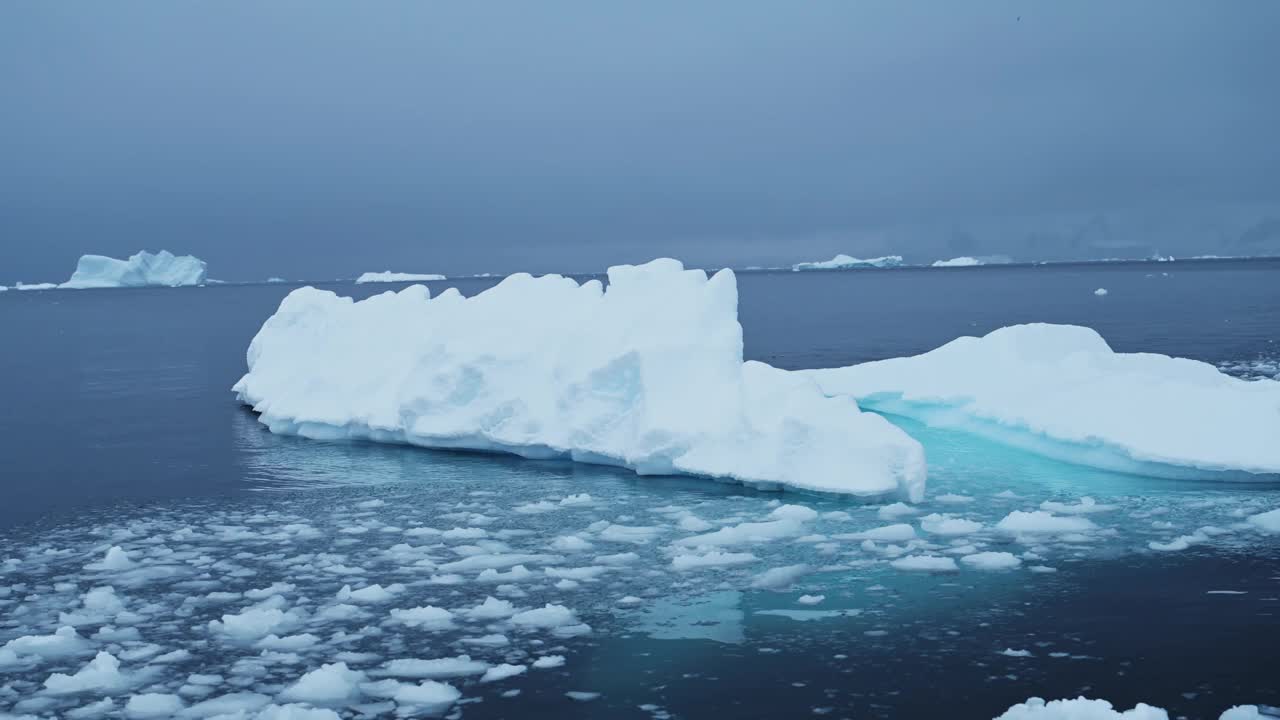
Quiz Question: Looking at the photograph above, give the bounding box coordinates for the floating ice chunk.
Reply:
[335,583,402,603]
[245,582,297,600]
[920,514,983,536]
[388,606,455,630]
[995,696,1170,719]
[671,551,759,571]
[1039,497,1118,514]
[878,503,919,520]
[531,655,565,669]
[0,626,92,666]
[439,553,559,572]
[391,680,460,712]
[355,271,446,284]
[750,564,811,589]
[60,586,126,626]
[1220,707,1265,720]
[676,514,715,532]
[61,251,207,289]
[480,663,526,683]
[124,693,185,718]
[279,662,366,706]
[559,493,595,507]
[177,691,273,717]
[257,704,344,719]
[889,555,958,572]
[805,323,1280,478]
[1095,288,1109,296]
[43,651,129,694]
[233,260,926,501]
[842,523,916,542]
[598,524,664,544]
[792,254,903,271]
[961,552,1022,570]
[509,604,583,631]
[675,505,816,547]
[566,691,602,702]
[381,656,488,679]
[550,535,594,552]
[798,594,825,605]
[460,633,510,647]
[476,565,534,583]
[514,501,559,514]
[209,606,299,641]
[1247,508,1280,533]
[935,493,975,504]
[255,634,320,651]
[459,596,516,620]
[87,545,137,571]
[997,511,1097,535]
[595,552,640,565]
[999,648,1033,658]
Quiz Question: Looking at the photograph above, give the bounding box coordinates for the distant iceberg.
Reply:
[16,282,58,291]
[803,324,1280,478]
[931,256,983,267]
[356,271,447,284]
[235,259,925,501]
[60,250,207,289]
[792,255,903,271]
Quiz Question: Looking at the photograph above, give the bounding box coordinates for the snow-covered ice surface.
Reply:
[791,255,904,271]
[234,259,926,501]
[60,251,208,289]
[355,272,447,284]
[804,324,1280,479]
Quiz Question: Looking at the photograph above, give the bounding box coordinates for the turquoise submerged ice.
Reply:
[233,259,926,502]
[805,323,1280,479]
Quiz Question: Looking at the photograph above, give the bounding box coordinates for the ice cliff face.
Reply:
[805,323,1280,478]
[234,259,926,501]
[61,250,207,289]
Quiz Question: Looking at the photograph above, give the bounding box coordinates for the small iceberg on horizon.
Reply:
[792,255,903,271]
[931,256,983,267]
[803,323,1280,479]
[234,259,926,501]
[60,250,207,289]
[356,271,447,284]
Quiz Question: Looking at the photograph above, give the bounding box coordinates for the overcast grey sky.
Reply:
[3,1,1279,280]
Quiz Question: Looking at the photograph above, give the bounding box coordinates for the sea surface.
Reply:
[1,260,1277,719]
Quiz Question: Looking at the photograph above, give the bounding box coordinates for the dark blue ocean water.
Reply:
[0,260,1277,719]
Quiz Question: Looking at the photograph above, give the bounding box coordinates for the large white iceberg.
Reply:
[804,324,1280,478]
[792,255,903,271]
[60,250,207,289]
[356,271,447,284]
[234,259,925,501]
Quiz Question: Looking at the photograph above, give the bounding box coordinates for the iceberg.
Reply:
[60,250,207,289]
[803,323,1280,478]
[792,254,903,271]
[356,271,447,284]
[931,256,982,267]
[234,259,925,501]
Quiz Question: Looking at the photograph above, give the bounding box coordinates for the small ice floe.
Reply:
[1094,287,1109,296]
